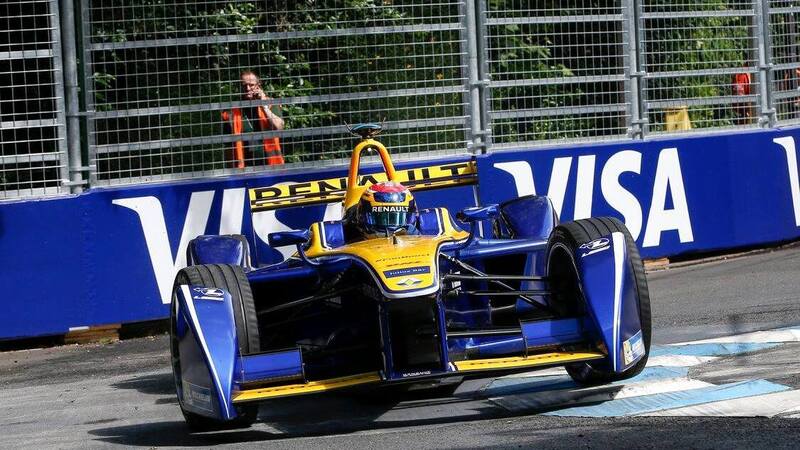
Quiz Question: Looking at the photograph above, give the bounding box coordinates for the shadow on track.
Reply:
[89,420,282,446]
[88,378,517,446]
[111,371,174,396]
[89,372,631,447]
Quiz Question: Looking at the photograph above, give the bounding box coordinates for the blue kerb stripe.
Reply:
[483,367,688,397]
[650,342,781,357]
[543,379,790,417]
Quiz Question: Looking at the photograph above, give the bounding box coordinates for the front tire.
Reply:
[170,264,260,431]
[545,217,651,384]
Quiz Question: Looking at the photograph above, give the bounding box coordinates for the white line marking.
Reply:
[490,327,800,418]
[670,328,800,345]
[491,377,712,413]
[642,389,800,417]
[646,355,718,367]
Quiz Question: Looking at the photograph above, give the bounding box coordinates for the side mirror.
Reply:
[457,204,500,223]
[453,204,500,253]
[268,229,310,248]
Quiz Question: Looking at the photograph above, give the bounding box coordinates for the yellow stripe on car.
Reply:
[453,352,605,372]
[233,372,382,402]
[233,353,605,402]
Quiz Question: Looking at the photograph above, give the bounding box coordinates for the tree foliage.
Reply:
[84,0,757,179]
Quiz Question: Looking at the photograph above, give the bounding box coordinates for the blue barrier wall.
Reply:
[0,156,476,340]
[477,127,800,259]
[1,128,799,339]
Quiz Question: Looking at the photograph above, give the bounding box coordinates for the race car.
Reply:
[169,123,651,430]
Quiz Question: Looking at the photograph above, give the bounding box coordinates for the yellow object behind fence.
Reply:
[665,107,692,131]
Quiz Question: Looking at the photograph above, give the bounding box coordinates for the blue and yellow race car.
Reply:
[169,124,651,430]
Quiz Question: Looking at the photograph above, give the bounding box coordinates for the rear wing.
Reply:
[248,160,477,212]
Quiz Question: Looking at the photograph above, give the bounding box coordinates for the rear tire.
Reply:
[545,217,651,384]
[170,264,260,431]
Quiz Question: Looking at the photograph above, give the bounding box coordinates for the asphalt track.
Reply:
[2,245,800,449]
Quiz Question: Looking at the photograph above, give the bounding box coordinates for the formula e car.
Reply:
[169,124,651,430]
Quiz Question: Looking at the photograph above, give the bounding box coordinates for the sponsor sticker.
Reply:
[400,370,432,378]
[579,237,611,258]
[249,161,477,211]
[622,330,645,366]
[396,277,422,287]
[383,266,431,278]
[182,381,213,412]
[192,287,225,301]
[372,206,409,213]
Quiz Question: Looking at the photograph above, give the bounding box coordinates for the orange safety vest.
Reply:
[221,107,284,168]
[733,72,751,96]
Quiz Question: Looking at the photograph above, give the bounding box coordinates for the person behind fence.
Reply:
[732,68,752,125]
[221,70,285,168]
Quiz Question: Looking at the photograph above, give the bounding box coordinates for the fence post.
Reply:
[60,0,86,193]
[80,0,98,186]
[756,0,776,128]
[475,0,492,153]
[625,0,647,139]
[465,0,488,154]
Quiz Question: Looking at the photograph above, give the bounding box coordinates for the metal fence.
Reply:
[82,0,472,185]
[0,0,68,199]
[484,0,632,148]
[769,0,800,124]
[639,0,763,133]
[3,0,800,196]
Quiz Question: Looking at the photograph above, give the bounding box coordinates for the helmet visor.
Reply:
[366,207,409,231]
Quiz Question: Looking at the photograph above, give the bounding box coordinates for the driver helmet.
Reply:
[356,181,417,236]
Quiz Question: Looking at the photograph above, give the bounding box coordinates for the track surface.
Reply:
[2,246,800,448]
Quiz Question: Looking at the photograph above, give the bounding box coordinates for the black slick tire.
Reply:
[545,217,651,384]
[170,264,260,431]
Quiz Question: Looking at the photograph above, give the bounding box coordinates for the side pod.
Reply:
[576,232,645,373]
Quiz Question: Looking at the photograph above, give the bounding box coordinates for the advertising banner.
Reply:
[477,128,800,259]
[2,127,800,339]
[0,156,476,339]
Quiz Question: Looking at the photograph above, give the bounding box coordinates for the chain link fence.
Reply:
[2,0,800,197]
[1,0,68,199]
